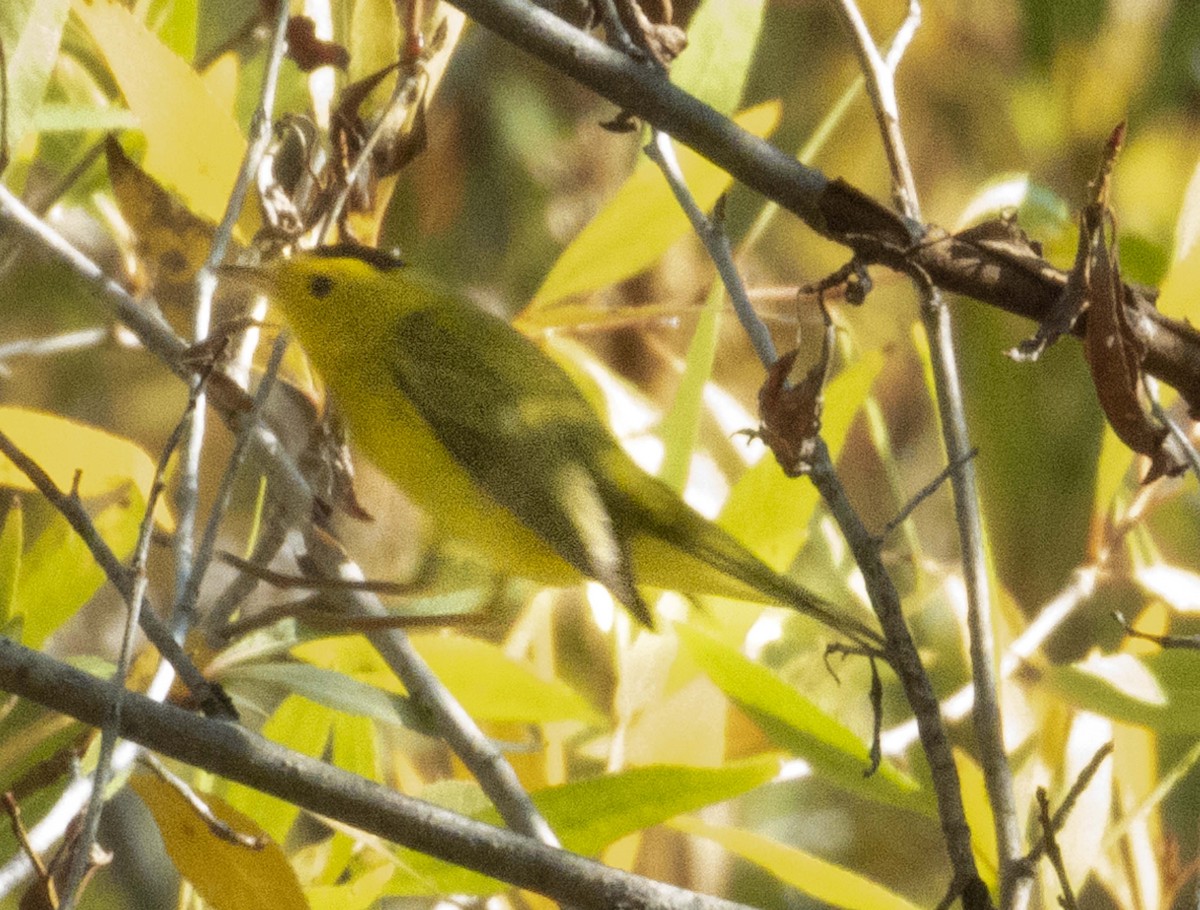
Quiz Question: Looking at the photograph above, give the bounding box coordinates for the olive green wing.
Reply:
[386,298,653,625]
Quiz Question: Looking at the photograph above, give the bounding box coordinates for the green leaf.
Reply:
[671,815,925,910]
[1044,653,1185,731]
[718,350,884,570]
[0,695,84,793]
[0,0,72,153]
[222,661,426,732]
[677,624,927,813]
[293,633,601,726]
[536,756,782,854]
[670,0,765,115]
[17,490,144,648]
[151,0,199,62]
[524,101,781,315]
[0,496,22,627]
[331,713,379,782]
[31,102,139,133]
[388,757,783,896]
[955,172,1072,240]
[658,281,725,492]
[414,634,605,725]
[304,863,391,910]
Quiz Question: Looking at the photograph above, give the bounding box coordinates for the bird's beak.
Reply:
[214,261,274,292]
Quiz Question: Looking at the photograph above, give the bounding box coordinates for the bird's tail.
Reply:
[617,465,882,646]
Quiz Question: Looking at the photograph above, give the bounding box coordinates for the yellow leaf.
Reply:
[1157,153,1200,324]
[304,863,391,910]
[523,100,782,317]
[201,51,240,117]
[953,748,999,892]
[72,0,250,230]
[223,696,333,843]
[293,634,602,725]
[1089,422,1133,547]
[131,770,309,910]
[106,136,217,307]
[671,815,924,910]
[0,407,173,531]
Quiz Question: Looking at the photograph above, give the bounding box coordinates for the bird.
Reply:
[244,244,880,646]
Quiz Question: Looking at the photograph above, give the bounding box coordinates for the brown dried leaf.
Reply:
[285,15,349,72]
[1082,209,1185,481]
[106,136,216,308]
[617,0,687,66]
[1076,123,1185,480]
[757,348,825,478]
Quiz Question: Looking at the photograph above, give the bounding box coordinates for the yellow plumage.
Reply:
[259,246,879,644]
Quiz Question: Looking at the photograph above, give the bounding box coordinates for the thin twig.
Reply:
[1115,610,1200,650]
[176,332,289,619]
[1036,788,1079,910]
[0,430,232,718]
[0,185,189,372]
[57,382,210,910]
[216,599,487,641]
[175,0,292,627]
[202,499,292,635]
[440,0,1200,410]
[1146,378,1200,481]
[299,529,563,847]
[138,754,265,848]
[881,567,1099,755]
[0,328,110,376]
[0,184,558,864]
[1024,742,1114,866]
[807,438,982,901]
[826,2,1018,905]
[641,14,979,896]
[321,67,425,241]
[644,128,777,367]
[878,446,978,541]
[215,549,438,597]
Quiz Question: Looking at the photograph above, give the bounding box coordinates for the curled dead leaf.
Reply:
[757,348,826,478]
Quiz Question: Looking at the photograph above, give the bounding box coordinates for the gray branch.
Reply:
[0,638,756,910]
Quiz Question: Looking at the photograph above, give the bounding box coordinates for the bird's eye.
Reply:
[309,274,334,299]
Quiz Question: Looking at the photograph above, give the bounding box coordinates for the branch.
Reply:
[824,2,1020,906]
[806,439,982,907]
[441,0,1200,414]
[0,638,755,910]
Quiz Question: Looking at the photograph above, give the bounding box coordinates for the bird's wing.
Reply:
[386,300,652,624]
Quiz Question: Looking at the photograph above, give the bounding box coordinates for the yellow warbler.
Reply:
[253,246,879,643]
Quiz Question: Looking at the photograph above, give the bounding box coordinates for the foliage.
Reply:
[0,1,1199,910]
